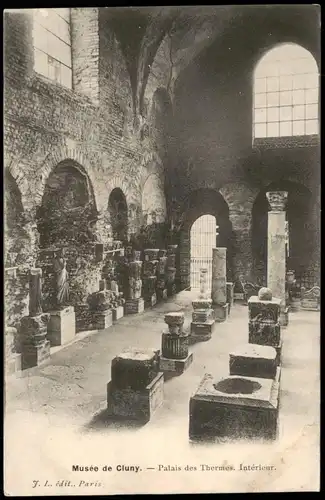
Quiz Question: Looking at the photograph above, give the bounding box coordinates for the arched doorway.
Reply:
[252,181,314,287]
[178,188,232,291]
[190,214,217,290]
[108,188,128,243]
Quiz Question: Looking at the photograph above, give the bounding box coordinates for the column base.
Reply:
[92,309,113,330]
[106,371,164,422]
[47,306,76,346]
[159,352,193,374]
[6,353,22,376]
[112,306,124,322]
[22,341,50,370]
[125,298,145,315]
[214,304,229,322]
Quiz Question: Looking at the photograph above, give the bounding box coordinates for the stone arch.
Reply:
[36,159,98,250]
[252,41,320,77]
[27,146,102,212]
[252,179,314,285]
[178,188,232,290]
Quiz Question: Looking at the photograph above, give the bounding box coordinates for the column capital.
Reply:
[266,191,288,212]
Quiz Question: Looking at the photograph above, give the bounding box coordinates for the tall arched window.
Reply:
[253,43,319,139]
[32,8,72,89]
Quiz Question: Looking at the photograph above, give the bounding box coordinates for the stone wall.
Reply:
[4,8,168,325]
[172,11,320,284]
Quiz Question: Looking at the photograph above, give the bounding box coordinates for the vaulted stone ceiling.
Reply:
[103,5,320,116]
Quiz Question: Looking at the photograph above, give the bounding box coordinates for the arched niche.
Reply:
[142,173,167,225]
[108,188,128,243]
[37,160,97,250]
[178,188,233,290]
[252,180,313,285]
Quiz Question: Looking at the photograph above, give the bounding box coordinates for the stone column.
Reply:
[20,268,51,370]
[159,312,193,374]
[156,249,168,301]
[142,249,159,307]
[125,259,144,314]
[166,245,178,296]
[211,247,229,321]
[266,191,289,326]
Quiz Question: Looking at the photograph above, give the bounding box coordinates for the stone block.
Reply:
[125,298,144,315]
[249,320,281,347]
[214,304,229,322]
[192,309,214,323]
[107,371,164,422]
[111,348,160,390]
[248,296,281,322]
[189,370,280,441]
[75,304,92,333]
[112,306,124,322]
[229,344,277,379]
[22,340,50,370]
[190,320,215,342]
[92,309,113,330]
[159,352,193,374]
[47,306,76,347]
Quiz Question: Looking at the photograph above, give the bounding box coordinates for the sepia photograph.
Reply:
[3,5,321,495]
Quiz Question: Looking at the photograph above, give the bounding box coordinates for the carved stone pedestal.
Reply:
[92,309,113,330]
[125,298,144,314]
[229,344,278,379]
[248,293,282,347]
[47,306,76,347]
[190,299,215,342]
[189,370,280,441]
[113,306,124,321]
[214,304,229,322]
[107,347,163,422]
[22,341,51,370]
[107,372,164,422]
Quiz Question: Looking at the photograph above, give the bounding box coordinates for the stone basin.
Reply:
[214,377,262,395]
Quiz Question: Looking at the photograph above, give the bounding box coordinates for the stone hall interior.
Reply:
[4,6,320,495]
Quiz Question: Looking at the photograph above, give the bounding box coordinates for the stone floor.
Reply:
[4,291,320,495]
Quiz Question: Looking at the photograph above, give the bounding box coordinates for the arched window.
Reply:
[32,8,72,89]
[253,43,319,139]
